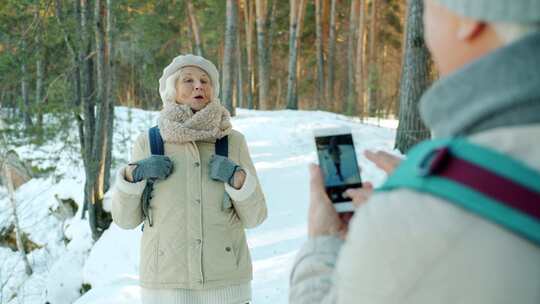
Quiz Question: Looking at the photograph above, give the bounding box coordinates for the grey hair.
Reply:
[162,69,184,104]
[492,22,540,44]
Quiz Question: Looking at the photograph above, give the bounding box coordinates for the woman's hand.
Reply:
[209,155,244,188]
[127,155,174,183]
[231,169,246,189]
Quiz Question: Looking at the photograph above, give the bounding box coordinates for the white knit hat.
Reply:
[158,54,220,104]
[434,0,540,23]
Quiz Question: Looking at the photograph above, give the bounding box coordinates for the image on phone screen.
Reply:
[315,132,362,212]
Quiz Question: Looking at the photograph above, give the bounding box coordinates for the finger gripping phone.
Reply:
[314,127,362,213]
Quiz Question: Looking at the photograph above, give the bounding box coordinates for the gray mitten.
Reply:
[130,155,173,182]
[209,155,241,185]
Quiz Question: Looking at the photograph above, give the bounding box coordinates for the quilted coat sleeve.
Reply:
[111,133,148,229]
[224,133,268,229]
[289,236,343,304]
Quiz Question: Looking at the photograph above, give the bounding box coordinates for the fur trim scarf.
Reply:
[157,101,232,144]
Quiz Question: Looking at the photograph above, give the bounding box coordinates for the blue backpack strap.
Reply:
[142,126,164,231]
[216,136,232,210]
[215,135,228,157]
[378,138,540,245]
[149,126,164,155]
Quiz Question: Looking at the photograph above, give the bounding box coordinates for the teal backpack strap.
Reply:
[379,138,540,245]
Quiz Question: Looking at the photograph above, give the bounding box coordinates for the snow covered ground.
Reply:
[0,107,398,304]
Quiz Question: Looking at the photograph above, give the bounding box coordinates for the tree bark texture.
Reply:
[286,0,299,109]
[367,0,379,116]
[295,0,308,102]
[223,0,238,115]
[355,0,366,118]
[35,48,44,131]
[255,0,271,109]
[345,0,360,115]
[242,0,255,109]
[104,0,115,193]
[236,10,244,109]
[286,0,306,109]
[395,0,431,153]
[20,54,33,129]
[326,0,337,108]
[186,0,204,56]
[315,0,325,109]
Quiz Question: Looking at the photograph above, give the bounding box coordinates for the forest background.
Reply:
[0,0,431,240]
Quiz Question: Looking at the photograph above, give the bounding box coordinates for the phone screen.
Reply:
[315,133,362,205]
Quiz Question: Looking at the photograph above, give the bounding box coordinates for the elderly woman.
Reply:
[112,54,267,304]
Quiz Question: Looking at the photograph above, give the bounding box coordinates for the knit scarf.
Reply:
[157,100,232,144]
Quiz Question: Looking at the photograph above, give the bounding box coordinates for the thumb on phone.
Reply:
[343,182,374,208]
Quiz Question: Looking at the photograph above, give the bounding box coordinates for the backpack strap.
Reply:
[378,138,540,245]
[215,135,229,157]
[149,126,164,155]
[142,126,164,231]
[216,136,232,210]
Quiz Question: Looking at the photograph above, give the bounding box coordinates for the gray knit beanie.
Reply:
[434,0,540,23]
[158,54,220,104]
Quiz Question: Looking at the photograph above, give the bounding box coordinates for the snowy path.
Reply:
[0,108,397,304]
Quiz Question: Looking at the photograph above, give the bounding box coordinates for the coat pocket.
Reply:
[204,226,238,280]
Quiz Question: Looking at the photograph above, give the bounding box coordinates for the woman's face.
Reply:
[175,66,213,111]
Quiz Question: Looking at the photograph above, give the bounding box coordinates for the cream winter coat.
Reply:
[112,129,267,290]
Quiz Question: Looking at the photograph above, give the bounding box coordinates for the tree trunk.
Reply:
[2,165,33,275]
[243,0,255,109]
[355,0,366,118]
[295,0,308,104]
[326,0,337,108]
[367,0,379,116]
[395,0,431,153]
[223,0,238,116]
[104,0,115,194]
[255,0,270,109]
[286,0,299,109]
[315,0,325,109]
[35,51,44,133]
[186,0,203,56]
[286,0,306,109]
[80,0,94,169]
[236,9,244,109]
[20,48,33,129]
[70,0,113,240]
[345,0,360,115]
[87,0,109,240]
[265,0,277,107]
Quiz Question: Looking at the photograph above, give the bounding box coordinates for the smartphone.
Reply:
[314,128,362,213]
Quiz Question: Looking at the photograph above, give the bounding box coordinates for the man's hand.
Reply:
[364,150,402,174]
[344,182,374,208]
[308,164,350,240]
